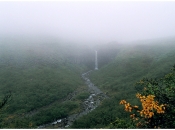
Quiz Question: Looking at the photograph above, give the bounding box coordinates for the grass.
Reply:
[1,37,175,128]
[71,38,175,128]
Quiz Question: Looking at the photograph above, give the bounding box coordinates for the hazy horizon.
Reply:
[1,1,175,44]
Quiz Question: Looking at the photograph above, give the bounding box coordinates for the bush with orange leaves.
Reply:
[120,65,175,128]
[120,93,166,128]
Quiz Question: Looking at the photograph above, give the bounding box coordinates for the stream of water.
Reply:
[37,70,108,129]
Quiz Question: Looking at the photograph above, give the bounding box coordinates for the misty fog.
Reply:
[1,1,175,129]
[0,1,175,44]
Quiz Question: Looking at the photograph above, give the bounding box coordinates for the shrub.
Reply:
[119,65,175,128]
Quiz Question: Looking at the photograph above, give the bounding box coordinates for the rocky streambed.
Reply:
[37,70,108,129]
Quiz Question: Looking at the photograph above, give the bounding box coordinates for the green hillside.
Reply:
[71,38,175,128]
[93,40,175,93]
[0,38,93,128]
[0,37,175,128]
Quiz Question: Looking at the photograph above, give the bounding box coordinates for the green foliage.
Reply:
[0,40,88,128]
[31,108,67,126]
[108,118,134,128]
[71,96,127,128]
[1,37,175,128]
[0,114,33,128]
[0,62,84,128]
[0,65,82,112]
[133,65,175,128]
[75,92,89,101]
[0,92,11,110]
[0,92,12,128]
[77,40,175,128]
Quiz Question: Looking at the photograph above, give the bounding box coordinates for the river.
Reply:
[37,70,108,128]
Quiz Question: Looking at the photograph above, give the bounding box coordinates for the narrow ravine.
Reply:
[37,70,108,129]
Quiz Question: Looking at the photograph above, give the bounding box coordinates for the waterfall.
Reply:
[95,50,98,70]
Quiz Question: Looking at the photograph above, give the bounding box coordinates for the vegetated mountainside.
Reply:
[1,36,175,128]
[0,37,97,128]
[71,38,175,128]
[95,41,123,68]
[92,39,175,95]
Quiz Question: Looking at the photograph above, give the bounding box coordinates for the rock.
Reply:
[37,70,108,129]
[65,125,69,128]
[51,121,57,125]
[92,94,96,97]
[57,119,62,123]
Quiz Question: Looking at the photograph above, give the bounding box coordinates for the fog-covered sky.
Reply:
[1,1,175,44]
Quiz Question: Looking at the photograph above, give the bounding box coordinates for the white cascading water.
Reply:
[95,50,98,70]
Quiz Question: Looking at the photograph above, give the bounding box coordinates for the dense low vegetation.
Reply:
[117,65,175,128]
[71,38,175,128]
[0,38,93,128]
[0,37,175,128]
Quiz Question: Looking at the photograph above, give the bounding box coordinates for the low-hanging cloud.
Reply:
[0,1,175,44]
